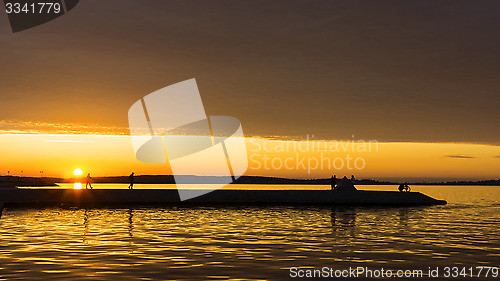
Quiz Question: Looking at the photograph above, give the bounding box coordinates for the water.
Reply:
[1,185,499,280]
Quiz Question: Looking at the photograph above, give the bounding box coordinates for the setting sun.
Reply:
[73,168,83,176]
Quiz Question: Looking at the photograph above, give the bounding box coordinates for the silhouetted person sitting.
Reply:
[351,175,356,184]
[128,172,134,189]
[398,182,410,192]
[86,173,92,189]
[330,175,337,191]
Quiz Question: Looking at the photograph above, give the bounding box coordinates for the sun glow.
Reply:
[73,168,83,176]
[73,182,82,189]
[0,134,499,180]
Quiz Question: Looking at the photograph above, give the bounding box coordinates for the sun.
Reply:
[73,168,83,176]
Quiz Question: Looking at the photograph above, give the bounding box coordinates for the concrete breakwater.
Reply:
[0,189,446,207]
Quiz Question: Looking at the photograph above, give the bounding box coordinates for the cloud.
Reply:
[494,155,500,158]
[444,155,476,159]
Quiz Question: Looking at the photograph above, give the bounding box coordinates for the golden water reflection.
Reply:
[0,186,499,280]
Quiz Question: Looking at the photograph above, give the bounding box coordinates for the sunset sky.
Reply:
[0,1,499,180]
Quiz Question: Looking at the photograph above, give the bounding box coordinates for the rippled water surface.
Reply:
[1,185,499,280]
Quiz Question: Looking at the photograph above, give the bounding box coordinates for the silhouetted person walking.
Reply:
[128,172,134,189]
[86,173,92,189]
[330,175,337,191]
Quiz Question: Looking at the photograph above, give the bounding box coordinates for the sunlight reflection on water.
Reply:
[0,186,499,280]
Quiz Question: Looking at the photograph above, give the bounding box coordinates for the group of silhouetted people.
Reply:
[330,175,411,192]
[330,175,357,191]
[83,172,135,189]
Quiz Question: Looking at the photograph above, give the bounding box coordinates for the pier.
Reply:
[0,189,447,207]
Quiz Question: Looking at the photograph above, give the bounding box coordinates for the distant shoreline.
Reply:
[1,175,499,187]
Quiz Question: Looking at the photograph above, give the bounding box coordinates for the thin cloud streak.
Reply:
[444,155,476,159]
[0,120,129,135]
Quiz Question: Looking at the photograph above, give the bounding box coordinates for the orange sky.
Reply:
[0,133,498,181]
[1,2,500,145]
